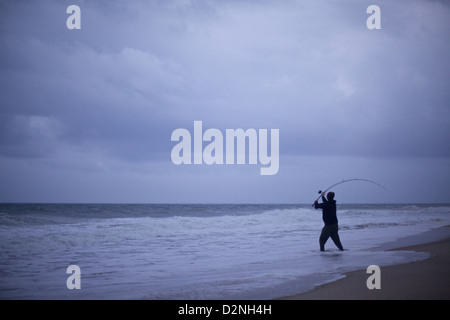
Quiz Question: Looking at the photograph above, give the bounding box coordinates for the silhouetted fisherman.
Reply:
[314,192,344,251]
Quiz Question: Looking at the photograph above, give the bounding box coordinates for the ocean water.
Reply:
[0,203,449,300]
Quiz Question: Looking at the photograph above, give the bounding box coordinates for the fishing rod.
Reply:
[312,178,388,206]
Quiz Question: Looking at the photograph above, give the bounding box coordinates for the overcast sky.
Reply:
[0,0,449,203]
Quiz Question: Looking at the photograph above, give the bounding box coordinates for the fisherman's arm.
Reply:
[314,200,324,209]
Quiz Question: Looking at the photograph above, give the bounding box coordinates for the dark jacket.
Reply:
[314,195,338,226]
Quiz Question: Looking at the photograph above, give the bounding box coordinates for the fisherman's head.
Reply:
[327,192,335,201]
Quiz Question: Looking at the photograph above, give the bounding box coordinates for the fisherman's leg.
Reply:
[319,226,331,251]
[330,224,344,251]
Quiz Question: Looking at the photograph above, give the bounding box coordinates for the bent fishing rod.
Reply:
[312,178,388,206]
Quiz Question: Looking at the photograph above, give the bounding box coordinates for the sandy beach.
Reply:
[280,237,450,300]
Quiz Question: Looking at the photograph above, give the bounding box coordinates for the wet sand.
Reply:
[280,238,450,300]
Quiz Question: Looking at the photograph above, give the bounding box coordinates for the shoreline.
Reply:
[278,237,450,300]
